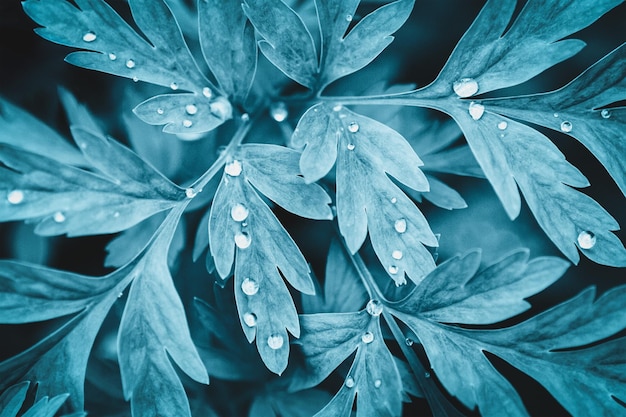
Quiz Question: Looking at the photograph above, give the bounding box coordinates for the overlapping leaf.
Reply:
[389,250,626,416]
[0,99,184,237]
[207,144,332,374]
[23,0,232,133]
[292,103,437,285]
[0,381,72,417]
[244,0,413,90]
[291,310,403,417]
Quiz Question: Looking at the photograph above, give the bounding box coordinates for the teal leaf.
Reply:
[249,389,332,417]
[23,0,231,133]
[208,148,331,373]
[406,175,468,211]
[487,43,626,199]
[392,250,569,325]
[0,381,30,417]
[0,98,85,167]
[20,393,70,417]
[293,103,437,284]
[316,0,414,89]
[243,0,318,88]
[198,0,257,104]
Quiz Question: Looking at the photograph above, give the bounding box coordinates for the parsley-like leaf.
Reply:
[208,144,332,374]
[293,103,437,284]
[0,381,71,417]
[23,0,231,133]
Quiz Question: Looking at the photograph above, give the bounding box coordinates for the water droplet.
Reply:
[267,334,284,350]
[361,331,374,344]
[132,76,139,83]
[601,109,611,119]
[553,113,559,118]
[230,203,249,222]
[225,160,242,177]
[210,97,233,120]
[182,119,193,128]
[390,197,397,204]
[270,102,288,122]
[497,121,508,130]
[185,188,197,198]
[170,82,179,90]
[234,232,252,249]
[394,218,407,234]
[374,379,382,388]
[108,53,117,61]
[468,102,484,120]
[333,104,342,112]
[82,31,97,42]
[117,292,123,298]
[113,211,120,218]
[366,299,383,317]
[392,250,403,260]
[185,104,198,115]
[346,143,355,151]
[345,376,355,388]
[7,190,24,204]
[125,59,135,69]
[560,121,572,133]
[156,108,164,115]
[346,14,353,22]
[241,113,250,122]
[243,313,257,327]
[388,265,399,275]
[241,277,259,295]
[53,211,66,223]
[348,121,359,133]
[202,87,212,98]
[577,231,596,249]
[452,78,479,98]
[424,372,431,378]
[405,337,414,346]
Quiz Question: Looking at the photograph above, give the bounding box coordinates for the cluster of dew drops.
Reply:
[453,77,598,251]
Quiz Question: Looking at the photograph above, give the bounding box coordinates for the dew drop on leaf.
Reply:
[392,250,403,260]
[267,334,284,350]
[241,113,250,122]
[132,76,139,83]
[347,143,355,151]
[333,104,342,112]
[182,119,193,128]
[345,376,355,388]
[348,121,359,133]
[577,231,596,249]
[108,53,117,61]
[468,101,485,120]
[497,121,508,130]
[374,379,382,388]
[601,109,611,119]
[234,232,252,249]
[156,108,164,115]
[82,31,96,42]
[170,82,179,91]
[366,299,383,316]
[405,337,414,346]
[553,113,559,118]
[424,372,431,378]
[390,197,397,204]
[241,277,259,295]
[345,14,353,22]
[185,188,197,198]
[452,78,478,98]
[125,59,135,69]
[560,121,573,133]
[202,87,213,99]
[185,104,198,115]
[394,218,407,234]
[362,331,374,344]
[225,160,242,177]
[113,211,120,218]
[117,292,123,298]
[53,211,66,223]
[243,313,257,327]
[7,190,24,204]
[388,265,399,274]
[270,102,288,122]
[230,203,249,222]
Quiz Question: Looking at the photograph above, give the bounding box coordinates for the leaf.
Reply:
[0,97,185,236]
[243,0,318,88]
[248,389,332,417]
[391,255,626,416]
[0,98,85,166]
[208,145,332,373]
[292,103,437,285]
[316,0,414,89]
[392,250,570,325]
[22,0,232,133]
[0,381,30,417]
[405,175,468,211]
[291,311,404,417]
[198,0,257,104]
[486,43,626,199]
[20,393,70,417]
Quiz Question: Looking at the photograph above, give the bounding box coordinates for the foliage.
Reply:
[0,0,625,416]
